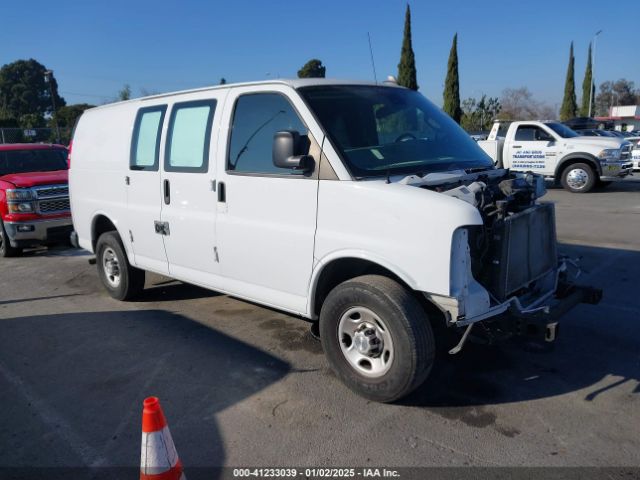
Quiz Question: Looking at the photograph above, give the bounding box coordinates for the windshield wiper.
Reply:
[464,166,493,173]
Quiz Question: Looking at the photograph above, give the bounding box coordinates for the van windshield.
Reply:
[298,85,493,178]
[0,148,68,175]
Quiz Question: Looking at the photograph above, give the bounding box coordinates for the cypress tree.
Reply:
[297,59,326,78]
[443,33,462,123]
[560,42,577,121]
[397,4,418,90]
[580,43,594,117]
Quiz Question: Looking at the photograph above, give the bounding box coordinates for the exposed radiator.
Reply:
[483,203,557,301]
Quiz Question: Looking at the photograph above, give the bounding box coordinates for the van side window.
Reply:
[130,106,167,170]
[228,93,306,175]
[165,100,216,173]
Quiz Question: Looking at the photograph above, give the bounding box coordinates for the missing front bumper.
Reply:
[446,282,602,354]
[506,282,602,342]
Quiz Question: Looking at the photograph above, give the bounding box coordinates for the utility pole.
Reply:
[44,70,61,143]
[610,92,619,114]
[588,30,602,118]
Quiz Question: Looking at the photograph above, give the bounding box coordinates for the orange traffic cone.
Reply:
[140,396,186,480]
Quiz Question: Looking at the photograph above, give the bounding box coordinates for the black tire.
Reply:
[560,162,596,193]
[319,274,435,403]
[96,231,145,300]
[0,221,22,258]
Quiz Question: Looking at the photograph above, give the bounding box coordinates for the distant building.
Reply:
[595,105,640,131]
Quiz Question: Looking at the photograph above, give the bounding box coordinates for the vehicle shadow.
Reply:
[593,177,640,193]
[21,244,90,257]
[0,309,290,476]
[403,243,640,408]
[0,293,82,306]
[134,279,221,302]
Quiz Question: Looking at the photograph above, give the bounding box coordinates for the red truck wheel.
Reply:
[0,221,22,258]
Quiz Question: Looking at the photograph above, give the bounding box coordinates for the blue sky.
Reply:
[1,0,636,108]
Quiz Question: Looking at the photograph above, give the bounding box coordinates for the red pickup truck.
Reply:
[0,143,72,257]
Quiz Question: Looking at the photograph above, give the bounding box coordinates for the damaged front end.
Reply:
[420,169,602,353]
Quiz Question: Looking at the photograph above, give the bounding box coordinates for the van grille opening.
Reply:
[478,203,557,301]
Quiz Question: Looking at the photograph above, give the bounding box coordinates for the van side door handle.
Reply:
[217,181,226,203]
[163,179,170,205]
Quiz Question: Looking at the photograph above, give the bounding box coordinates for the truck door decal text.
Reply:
[512,149,545,169]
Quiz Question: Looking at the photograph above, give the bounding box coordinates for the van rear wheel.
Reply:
[319,275,435,403]
[96,231,145,300]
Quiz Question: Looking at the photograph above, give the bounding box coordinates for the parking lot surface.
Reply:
[1,178,639,469]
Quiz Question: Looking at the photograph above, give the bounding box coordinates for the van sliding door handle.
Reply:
[163,179,170,205]
[218,181,226,203]
[512,145,522,148]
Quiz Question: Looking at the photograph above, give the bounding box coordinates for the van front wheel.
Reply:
[96,231,145,300]
[319,275,435,403]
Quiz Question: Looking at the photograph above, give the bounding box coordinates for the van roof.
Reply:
[87,78,402,111]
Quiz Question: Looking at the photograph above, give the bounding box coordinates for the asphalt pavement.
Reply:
[1,178,639,472]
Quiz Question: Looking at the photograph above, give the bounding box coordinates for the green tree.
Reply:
[118,84,132,101]
[560,42,577,121]
[595,79,639,116]
[461,95,501,131]
[0,116,18,128]
[55,103,94,128]
[219,77,227,85]
[397,4,418,90]
[48,103,93,143]
[0,59,66,124]
[580,43,595,117]
[443,33,461,123]
[19,113,46,128]
[297,59,326,78]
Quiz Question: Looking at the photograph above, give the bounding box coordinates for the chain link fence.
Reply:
[0,127,72,145]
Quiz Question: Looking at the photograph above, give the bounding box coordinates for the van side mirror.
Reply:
[272,130,313,171]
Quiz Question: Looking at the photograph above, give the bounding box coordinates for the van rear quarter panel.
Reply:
[70,102,138,253]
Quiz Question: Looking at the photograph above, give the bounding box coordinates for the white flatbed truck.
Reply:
[478,120,633,192]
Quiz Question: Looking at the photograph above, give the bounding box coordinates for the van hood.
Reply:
[566,136,626,150]
[0,169,68,188]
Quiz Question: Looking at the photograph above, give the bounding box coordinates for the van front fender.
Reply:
[306,250,419,319]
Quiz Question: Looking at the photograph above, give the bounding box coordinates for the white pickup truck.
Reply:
[478,121,633,192]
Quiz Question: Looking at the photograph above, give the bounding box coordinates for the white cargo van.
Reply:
[70,79,600,402]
